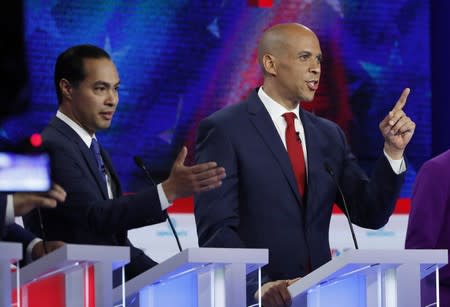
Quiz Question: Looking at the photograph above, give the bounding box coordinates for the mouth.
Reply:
[99,111,114,121]
[306,80,319,91]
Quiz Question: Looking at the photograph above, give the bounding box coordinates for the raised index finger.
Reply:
[392,88,410,112]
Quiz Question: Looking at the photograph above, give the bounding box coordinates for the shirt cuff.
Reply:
[6,194,15,225]
[157,183,172,211]
[26,238,42,263]
[383,149,406,174]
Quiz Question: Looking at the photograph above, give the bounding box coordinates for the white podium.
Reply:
[288,249,448,307]
[113,247,268,307]
[13,243,129,307]
[0,242,21,307]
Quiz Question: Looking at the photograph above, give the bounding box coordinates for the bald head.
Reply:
[257,23,322,108]
[258,23,318,73]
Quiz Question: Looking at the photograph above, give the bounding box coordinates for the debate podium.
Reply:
[113,247,268,307]
[288,249,448,307]
[0,242,21,307]
[13,243,129,307]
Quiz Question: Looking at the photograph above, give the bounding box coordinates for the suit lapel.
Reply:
[247,92,303,205]
[300,110,327,221]
[49,117,109,199]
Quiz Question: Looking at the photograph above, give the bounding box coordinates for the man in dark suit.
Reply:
[195,23,415,307]
[24,44,226,283]
[1,185,66,262]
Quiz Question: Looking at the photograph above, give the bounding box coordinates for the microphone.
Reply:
[133,156,182,252]
[324,162,359,249]
[37,207,48,254]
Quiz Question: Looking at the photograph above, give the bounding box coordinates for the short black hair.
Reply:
[54,44,111,105]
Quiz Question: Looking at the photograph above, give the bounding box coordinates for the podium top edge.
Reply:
[0,242,22,260]
[341,249,448,263]
[183,247,269,263]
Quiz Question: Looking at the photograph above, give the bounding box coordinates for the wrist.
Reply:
[384,143,404,160]
[161,180,176,203]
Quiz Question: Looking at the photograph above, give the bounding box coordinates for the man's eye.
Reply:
[299,55,309,61]
[95,87,106,91]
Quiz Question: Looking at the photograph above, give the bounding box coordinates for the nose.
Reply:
[105,88,118,106]
[309,61,321,75]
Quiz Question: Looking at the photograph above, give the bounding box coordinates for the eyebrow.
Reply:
[298,51,323,61]
[93,80,120,87]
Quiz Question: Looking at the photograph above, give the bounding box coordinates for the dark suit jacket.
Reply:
[24,117,167,282]
[1,194,36,260]
[195,90,405,282]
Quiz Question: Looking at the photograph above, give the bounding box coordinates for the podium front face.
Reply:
[136,263,234,307]
[113,248,269,307]
[288,250,447,307]
[0,242,22,307]
[11,244,129,307]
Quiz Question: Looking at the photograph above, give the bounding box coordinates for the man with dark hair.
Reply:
[195,23,414,307]
[24,44,226,283]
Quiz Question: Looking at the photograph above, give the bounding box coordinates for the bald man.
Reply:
[194,23,414,306]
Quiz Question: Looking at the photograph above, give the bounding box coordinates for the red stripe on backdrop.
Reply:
[247,0,273,8]
[169,197,411,214]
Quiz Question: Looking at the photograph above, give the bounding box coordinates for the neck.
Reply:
[58,104,95,137]
[262,83,299,111]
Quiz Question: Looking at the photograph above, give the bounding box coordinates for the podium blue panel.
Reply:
[307,274,366,307]
[139,272,198,307]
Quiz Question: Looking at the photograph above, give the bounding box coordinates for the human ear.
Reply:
[262,54,277,76]
[59,78,73,101]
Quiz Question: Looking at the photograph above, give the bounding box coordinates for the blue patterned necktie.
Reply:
[90,138,107,183]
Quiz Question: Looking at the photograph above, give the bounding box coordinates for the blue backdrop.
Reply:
[1,0,431,195]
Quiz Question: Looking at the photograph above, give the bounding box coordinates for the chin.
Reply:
[301,95,315,103]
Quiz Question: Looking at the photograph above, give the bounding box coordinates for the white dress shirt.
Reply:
[56,110,171,209]
[257,87,406,175]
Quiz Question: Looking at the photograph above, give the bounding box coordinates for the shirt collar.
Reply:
[56,110,96,147]
[258,87,300,121]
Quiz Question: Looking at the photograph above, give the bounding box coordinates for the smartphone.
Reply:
[0,152,51,192]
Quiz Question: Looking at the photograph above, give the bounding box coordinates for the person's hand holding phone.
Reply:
[12,184,66,216]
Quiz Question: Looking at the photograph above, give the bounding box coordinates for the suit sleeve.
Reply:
[194,117,246,248]
[405,159,450,282]
[335,126,405,229]
[24,140,166,236]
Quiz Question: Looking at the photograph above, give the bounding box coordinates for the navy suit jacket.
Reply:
[195,90,405,281]
[24,117,167,282]
[1,194,36,260]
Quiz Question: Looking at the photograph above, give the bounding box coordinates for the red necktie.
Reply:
[283,112,306,197]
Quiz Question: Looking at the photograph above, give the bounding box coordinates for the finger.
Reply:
[287,277,301,286]
[387,110,405,127]
[395,120,415,136]
[195,167,226,181]
[51,183,66,196]
[389,116,410,135]
[392,88,410,112]
[34,196,58,208]
[263,289,284,307]
[174,146,188,166]
[47,241,65,251]
[47,186,67,202]
[379,113,391,129]
[279,282,292,306]
[196,175,226,188]
[189,161,219,174]
[196,181,222,193]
